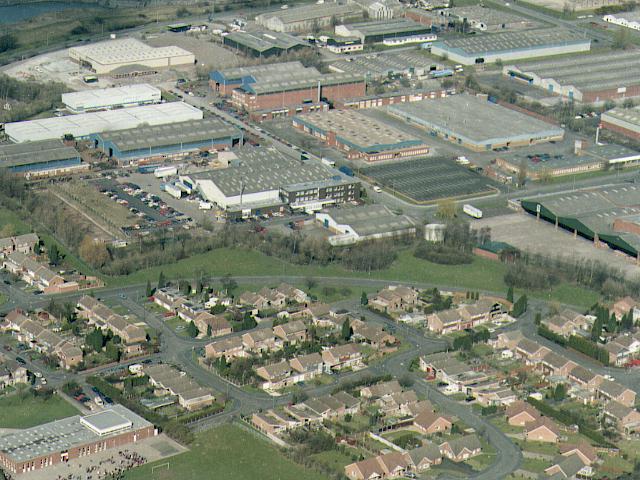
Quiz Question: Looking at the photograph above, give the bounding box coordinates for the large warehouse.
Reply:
[0,405,154,475]
[91,118,243,165]
[255,3,362,32]
[328,50,443,80]
[335,19,435,45]
[430,28,591,65]
[504,50,640,103]
[181,147,360,218]
[0,140,87,179]
[387,95,564,151]
[4,102,203,143]
[601,105,640,140]
[68,38,194,74]
[61,84,161,113]
[292,109,429,162]
[223,31,308,58]
[521,185,640,260]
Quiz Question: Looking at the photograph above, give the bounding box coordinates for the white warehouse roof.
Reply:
[62,84,162,112]
[5,102,203,143]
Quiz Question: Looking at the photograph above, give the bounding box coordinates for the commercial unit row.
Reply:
[248,101,328,123]
[503,50,640,103]
[431,28,591,65]
[90,117,243,165]
[0,140,88,179]
[328,50,443,80]
[4,101,203,143]
[602,105,640,140]
[387,95,564,152]
[292,109,429,162]
[335,18,435,45]
[255,2,363,32]
[521,185,640,260]
[61,84,162,113]
[0,406,154,475]
[69,38,194,74]
[603,11,640,31]
[435,5,540,32]
[181,147,361,219]
[333,82,454,109]
[222,30,309,58]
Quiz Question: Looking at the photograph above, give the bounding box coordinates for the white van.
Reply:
[373,186,382,193]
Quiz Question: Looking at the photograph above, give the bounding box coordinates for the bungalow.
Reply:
[475,387,517,407]
[602,400,640,435]
[492,330,524,351]
[559,443,598,466]
[506,400,541,427]
[205,336,245,359]
[369,285,419,313]
[177,302,200,323]
[284,404,323,426]
[539,351,577,378]
[408,443,442,472]
[351,320,396,349]
[145,364,215,411]
[360,380,403,399]
[439,435,482,462]
[514,339,551,364]
[242,329,282,353]
[377,390,419,416]
[321,343,364,371]
[252,411,293,436]
[413,411,452,435]
[292,303,332,322]
[345,452,413,480]
[544,454,590,479]
[255,360,294,390]
[524,417,561,443]
[273,320,308,344]
[289,352,324,381]
[596,379,636,407]
[612,296,640,322]
[153,288,187,312]
[194,312,232,337]
[55,342,83,369]
[275,283,308,304]
[567,365,604,391]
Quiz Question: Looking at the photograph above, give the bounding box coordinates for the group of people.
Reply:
[50,449,147,480]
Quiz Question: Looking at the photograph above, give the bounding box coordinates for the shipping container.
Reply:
[154,166,178,178]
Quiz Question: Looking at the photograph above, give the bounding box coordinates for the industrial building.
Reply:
[181,147,361,219]
[496,143,640,180]
[255,3,363,33]
[0,405,154,475]
[4,102,203,143]
[223,31,309,58]
[210,62,365,112]
[602,105,640,140]
[430,28,591,65]
[292,109,429,162]
[316,204,416,245]
[335,19,435,45]
[328,50,443,80]
[603,11,640,30]
[387,95,565,152]
[91,118,243,165]
[504,50,640,103]
[333,82,454,110]
[323,36,364,54]
[441,6,539,32]
[0,140,87,179]
[348,0,402,20]
[521,185,640,260]
[68,38,195,74]
[61,84,161,113]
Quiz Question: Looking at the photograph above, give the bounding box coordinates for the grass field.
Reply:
[123,424,327,480]
[0,392,79,429]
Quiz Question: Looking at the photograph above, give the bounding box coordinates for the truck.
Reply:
[165,183,183,199]
[138,164,161,174]
[463,204,483,219]
[430,69,454,78]
[154,166,178,178]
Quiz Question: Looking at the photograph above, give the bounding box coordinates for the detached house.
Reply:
[506,401,541,427]
[544,454,590,480]
[153,288,186,313]
[602,401,640,435]
[408,443,442,472]
[539,351,577,378]
[255,360,294,391]
[205,336,245,359]
[567,365,604,392]
[194,312,232,338]
[321,344,364,371]
[345,452,413,480]
[289,352,324,381]
[439,435,482,462]
[612,296,640,322]
[514,339,551,364]
[413,411,452,435]
[242,329,282,353]
[596,379,636,407]
[370,286,418,313]
[273,320,308,344]
[524,417,561,443]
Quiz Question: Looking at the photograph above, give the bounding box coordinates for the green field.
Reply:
[124,424,327,480]
[0,392,79,429]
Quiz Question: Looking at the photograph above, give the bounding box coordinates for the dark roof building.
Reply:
[0,140,84,178]
[223,31,308,58]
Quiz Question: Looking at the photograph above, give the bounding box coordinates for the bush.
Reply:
[414,243,473,265]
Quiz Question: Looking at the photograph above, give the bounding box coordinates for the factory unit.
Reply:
[332,82,454,109]
[0,406,154,475]
[90,118,243,165]
[348,0,402,20]
[521,185,640,261]
[387,95,565,152]
[323,36,364,54]
[603,11,640,30]
[430,28,591,65]
[61,84,162,113]
[292,109,429,162]
[0,140,88,179]
[69,38,194,74]
[504,50,640,103]
[255,3,363,33]
[328,50,443,80]
[223,31,309,58]
[248,101,328,123]
[335,19,435,45]
[440,6,539,32]
[4,102,203,143]
[316,204,417,245]
[181,147,360,219]
[602,105,640,140]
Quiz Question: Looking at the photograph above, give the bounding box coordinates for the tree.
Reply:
[78,235,110,268]
[506,286,514,303]
[85,328,104,353]
[186,321,198,338]
[207,324,212,337]
[613,26,631,49]
[48,243,60,266]
[591,316,603,342]
[305,277,317,291]
[436,198,457,220]
[0,34,17,54]
[179,280,191,296]
[221,273,237,295]
[360,291,369,305]
[105,341,120,362]
[553,383,567,401]
[341,317,352,341]
[145,280,154,298]
[157,271,166,290]
[517,158,528,187]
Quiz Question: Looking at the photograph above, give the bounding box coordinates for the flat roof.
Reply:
[433,28,588,56]
[69,38,193,66]
[0,139,79,167]
[603,104,640,128]
[243,72,364,95]
[506,50,640,92]
[323,204,416,236]
[447,5,536,27]
[329,50,442,78]
[189,147,355,197]
[0,405,151,463]
[257,3,361,24]
[387,94,564,145]
[225,30,307,53]
[5,102,203,143]
[61,84,161,109]
[294,109,425,152]
[80,410,133,436]
[212,61,310,83]
[342,18,430,36]
[96,117,241,152]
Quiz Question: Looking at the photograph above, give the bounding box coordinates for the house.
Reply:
[539,351,577,378]
[426,309,464,334]
[238,291,269,309]
[350,320,396,349]
[153,288,186,312]
[205,336,245,359]
[612,296,640,322]
[55,342,83,369]
[321,343,364,371]
[252,411,293,436]
[377,390,419,416]
[524,417,561,443]
[3,252,65,291]
[596,379,636,407]
[194,312,232,337]
[369,285,418,312]
[439,435,482,462]
[505,400,541,426]
[408,443,442,471]
[242,329,282,353]
[345,452,413,480]
[567,365,604,391]
[273,320,308,344]
[255,360,294,390]
[514,339,551,364]
[544,310,591,338]
[544,453,590,479]
[603,341,630,367]
[145,364,215,411]
[602,400,640,435]
[289,352,324,380]
[360,380,402,399]
[492,330,524,351]
[275,283,308,304]
[0,357,28,389]
[413,411,452,435]
[559,443,598,466]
